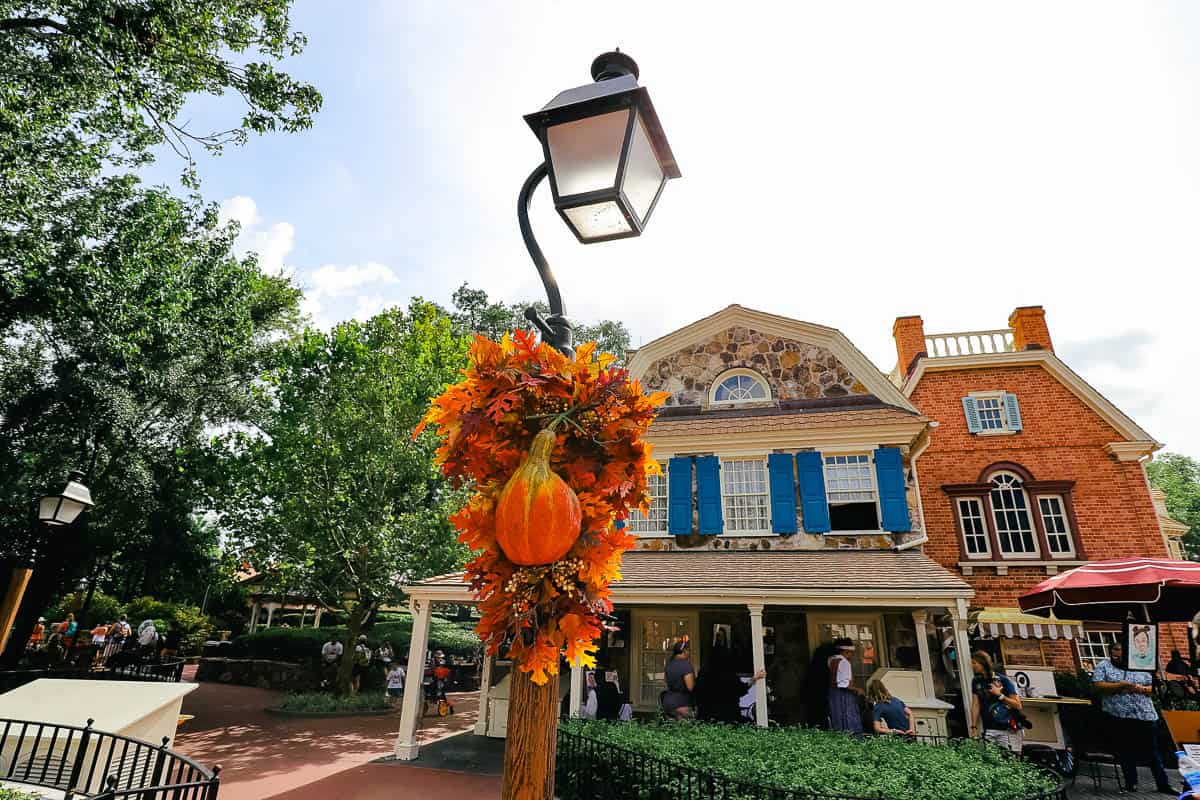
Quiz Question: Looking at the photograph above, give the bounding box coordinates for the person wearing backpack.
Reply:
[352,635,371,695]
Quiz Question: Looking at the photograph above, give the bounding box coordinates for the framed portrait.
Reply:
[606,629,625,649]
[713,623,731,649]
[763,626,776,656]
[1126,623,1158,672]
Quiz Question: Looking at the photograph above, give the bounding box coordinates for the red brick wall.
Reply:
[910,363,1171,671]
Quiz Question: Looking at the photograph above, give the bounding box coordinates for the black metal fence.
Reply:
[554,727,1068,800]
[0,657,186,694]
[0,716,219,799]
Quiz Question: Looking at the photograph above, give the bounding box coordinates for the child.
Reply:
[385,661,406,706]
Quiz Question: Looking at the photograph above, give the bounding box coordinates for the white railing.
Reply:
[925,329,1014,358]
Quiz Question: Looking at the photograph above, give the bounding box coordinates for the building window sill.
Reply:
[976,429,1018,437]
[958,559,1087,576]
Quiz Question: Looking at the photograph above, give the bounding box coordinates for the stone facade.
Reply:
[196,657,318,690]
[641,326,871,407]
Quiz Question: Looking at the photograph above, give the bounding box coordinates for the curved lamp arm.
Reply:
[518,162,574,358]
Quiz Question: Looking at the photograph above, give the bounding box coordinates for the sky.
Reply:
[153,1,1200,456]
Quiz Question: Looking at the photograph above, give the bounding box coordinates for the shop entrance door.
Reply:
[631,609,698,711]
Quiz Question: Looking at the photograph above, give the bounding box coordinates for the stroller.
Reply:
[423,660,455,716]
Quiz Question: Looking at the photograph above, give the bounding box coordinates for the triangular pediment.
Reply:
[627,305,915,411]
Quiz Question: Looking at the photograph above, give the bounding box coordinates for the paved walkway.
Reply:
[173,667,497,800]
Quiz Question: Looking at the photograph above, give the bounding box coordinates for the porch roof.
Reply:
[647,404,928,438]
[410,549,973,607]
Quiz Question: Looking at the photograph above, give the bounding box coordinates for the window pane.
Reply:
[722,459,770,532]
[628,467,668,534]
[1038,495,1073,554]
[1077,630,1120,673]
[713,373,768,403]
[977,397,1005,431]
[824,454,876,504]
[958,498,990,555]
[990,473,1036,554]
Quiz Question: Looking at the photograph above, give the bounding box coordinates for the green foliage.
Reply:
[450,283,632,364]
[276,691,391,714]
[1147,452,1200,557]
[0,787,46,800]
[559,720,1057,800]
[44,589,124,626]
[1051,670,1097,701]
[226,614,479,662]
[124,596,212,653]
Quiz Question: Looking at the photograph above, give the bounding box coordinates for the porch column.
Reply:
[911,609,934,697]
[394,597,433,760]
[264,603,276,628]
[474,654,494,736]
[248,600,260,633]
[298,605,307,628]
[951,599,974,730]
[569,660,585,718]
[748,603,768,728]
[313,607,323,629]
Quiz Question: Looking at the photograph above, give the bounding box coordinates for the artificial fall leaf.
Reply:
[419,330,665,684]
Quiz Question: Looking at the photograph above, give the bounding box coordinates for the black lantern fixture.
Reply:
[37,470,94,527]
[519,50,680,357]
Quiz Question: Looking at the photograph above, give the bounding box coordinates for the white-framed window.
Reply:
[958,498,991,557]
[1038,495,1074,555]
[1169,537,1187,561]
[627,466,668,535]
[710,369,770,406]
[721,458,770,532]
[976,395,1006,431]
[824,453,880,531]
[1076,630,1120,673]
[989,472,1038,555]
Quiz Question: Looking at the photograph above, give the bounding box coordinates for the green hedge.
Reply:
[224,614,479,662]
[558,720,1057,800]
[276,691,392,713]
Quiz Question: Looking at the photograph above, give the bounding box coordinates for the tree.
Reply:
[450,283,631,363]
[1147,452,1200,557]
[0,181,301,662]
[209,301,469,694]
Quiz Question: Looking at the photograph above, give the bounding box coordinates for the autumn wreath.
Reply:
[416,330,666,684]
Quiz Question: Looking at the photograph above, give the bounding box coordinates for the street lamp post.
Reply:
[502,51,679,800]
[0,472,94,656]
[519,50,680,357]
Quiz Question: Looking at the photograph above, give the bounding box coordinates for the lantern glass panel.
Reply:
[546,109,630,197]
[621,111,665,224]
[563,201,632,239]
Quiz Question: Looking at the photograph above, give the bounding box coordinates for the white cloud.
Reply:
[309,262,398,297]
[218,195,295,277]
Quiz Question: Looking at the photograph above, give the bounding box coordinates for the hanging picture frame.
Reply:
[1126,622,1158,672]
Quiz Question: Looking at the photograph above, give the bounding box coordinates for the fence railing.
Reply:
[555,727,1067,800]
[0,716,219,799]
[0,657,185,694]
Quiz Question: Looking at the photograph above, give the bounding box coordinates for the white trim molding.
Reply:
[902,350,1160,447]
[627,305,917,412]
[1104,441,1159,462]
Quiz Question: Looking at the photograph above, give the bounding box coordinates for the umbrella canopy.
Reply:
[1019,557,1200,622]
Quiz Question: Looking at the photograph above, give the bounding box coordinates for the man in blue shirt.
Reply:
[1092,641,1173,794]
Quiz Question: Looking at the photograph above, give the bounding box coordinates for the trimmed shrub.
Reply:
[276,691,392,713]
[225,613,480,663]
[559,720,1057,800]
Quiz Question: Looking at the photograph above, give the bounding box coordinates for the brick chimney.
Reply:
[1008,306,1054,352]
[893,316,927,376]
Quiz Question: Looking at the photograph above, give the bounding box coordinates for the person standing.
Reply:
[352,635,371,695]
[662,639,696,718]
[90,621,109,665]
[828,638,863,734]
[320,636,343,688]
[970,651,1024,753]
[385,660,406,707]
[694,647,766,724]
[1092,641,1174,794]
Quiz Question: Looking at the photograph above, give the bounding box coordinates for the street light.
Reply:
[520,50,680,356]
[37,470,94,527]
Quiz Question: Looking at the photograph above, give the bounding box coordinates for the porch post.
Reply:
[313,607,323,629]
[911,609,934,697]
[951,599,974,729]
[474,654,494,735]
[569,660,584,718]
[299,605,307,628]
[265,603,276,629]
[748,603,768,728]
[248,600,260,633]
[395,597,433,760]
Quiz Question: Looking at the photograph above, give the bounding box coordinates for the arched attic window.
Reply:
[710,369,770,406]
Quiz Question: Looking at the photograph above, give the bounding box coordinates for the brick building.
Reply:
[892,305,1185,670]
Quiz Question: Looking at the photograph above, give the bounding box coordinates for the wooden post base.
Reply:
[501,669,560,800]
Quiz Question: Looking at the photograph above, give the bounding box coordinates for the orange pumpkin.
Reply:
[495,428,582,566]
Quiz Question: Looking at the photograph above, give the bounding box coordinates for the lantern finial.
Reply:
[590,50,639,82]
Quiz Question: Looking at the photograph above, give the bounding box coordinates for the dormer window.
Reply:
[710,369,770,406]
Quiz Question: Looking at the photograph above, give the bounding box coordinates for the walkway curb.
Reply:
[264,706,397,718]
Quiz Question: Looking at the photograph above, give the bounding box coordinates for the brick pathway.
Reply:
[173,667,496,800]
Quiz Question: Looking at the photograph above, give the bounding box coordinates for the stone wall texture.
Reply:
[640,326,871,407]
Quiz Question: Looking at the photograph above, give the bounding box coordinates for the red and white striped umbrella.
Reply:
[1019,557,1200,622]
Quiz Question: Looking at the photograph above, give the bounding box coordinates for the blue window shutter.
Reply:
[795,452,830,533]
[873,447,911,532]
[962,397,982,433]
[695,456,724,535]
[613,518,626,530]
[767,453,798,534]
[667,457,693,535]
[1003,393,1023,431]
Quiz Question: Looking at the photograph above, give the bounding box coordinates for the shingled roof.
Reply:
[648,404,928,438]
